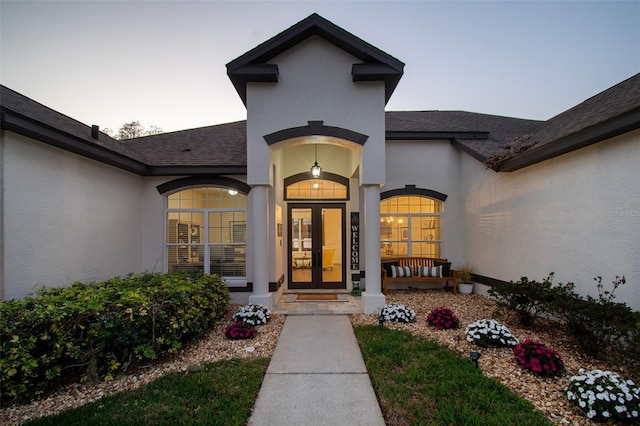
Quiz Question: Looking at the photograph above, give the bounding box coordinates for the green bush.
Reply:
[490,273,639,360]
[488,273,574,327]
[0,273,229,402]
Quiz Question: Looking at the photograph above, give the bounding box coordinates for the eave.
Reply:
[1,109,248,177]
[497,107,640,172]
[1,109,148,175]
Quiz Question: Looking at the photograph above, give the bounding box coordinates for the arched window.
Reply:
[166,187,246,279]
[284,171,349,201]
[380,195,443,258]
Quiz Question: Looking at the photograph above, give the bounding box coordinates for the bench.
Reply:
[381,257,457,295]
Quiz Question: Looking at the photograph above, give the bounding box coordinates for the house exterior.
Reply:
[1,14,639,312]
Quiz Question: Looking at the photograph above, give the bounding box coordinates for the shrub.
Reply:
[233,304,271,326]
[466,319,518,348]
[426,307,459,330]
[552,275,638,358]
[224,322,257,340]
[380,303,416,323]
[566,369,640,422]
[0,273,229,402]
[488,273,573,327]
[512,339,564,377]
[489,272,639,361]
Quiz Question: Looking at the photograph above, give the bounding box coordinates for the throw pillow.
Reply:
[434,261,451,277]
[391,265,413,278]
[420,265,443,278]
[382,261,400,277]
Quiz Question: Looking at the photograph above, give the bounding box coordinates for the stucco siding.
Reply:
[246,36,385,185]
[384,140,465,266]
[462,130,640,309]
[2,133,144,299]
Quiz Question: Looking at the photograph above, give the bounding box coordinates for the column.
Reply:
[248,184,273,309]
[362,183,385,313]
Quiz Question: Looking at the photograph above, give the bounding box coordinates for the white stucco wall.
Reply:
[246,36,385,186]
[462,130,640,310]
[384,140,465,266]
[2,132,144,299]
[140,176,172,274]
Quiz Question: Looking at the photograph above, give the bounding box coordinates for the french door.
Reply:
[288,203,345,289]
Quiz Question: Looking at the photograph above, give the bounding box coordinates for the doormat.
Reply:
[285,294,349,303]
[297,294,338,301]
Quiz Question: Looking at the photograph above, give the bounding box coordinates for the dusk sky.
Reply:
[1,1,638,134]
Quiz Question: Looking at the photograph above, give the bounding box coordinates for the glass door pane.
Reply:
[290,208,312,286]
[321,207,342,285]
[288,204,345,290]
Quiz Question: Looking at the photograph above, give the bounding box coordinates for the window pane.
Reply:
[167,187,246,277]
[286,179,347,200]
[380,195,442,258]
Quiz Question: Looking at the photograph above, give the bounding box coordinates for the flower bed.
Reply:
[351,289,640,425]
[232,304,271,326]
[426,306,459,330]
[513,339,564,377]
[380,303,416,323]
[566,369,640,422]
[466,319,518,348]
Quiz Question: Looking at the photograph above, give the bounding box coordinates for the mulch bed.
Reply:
[351,289,639,426]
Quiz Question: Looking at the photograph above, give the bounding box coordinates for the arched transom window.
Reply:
[166,187,246,279]
[380,195,443,258]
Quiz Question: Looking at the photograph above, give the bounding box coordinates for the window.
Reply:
[166,187,246,278]
[380,195,442,258]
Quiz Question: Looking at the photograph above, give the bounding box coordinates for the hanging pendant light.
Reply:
[310,143,322,177]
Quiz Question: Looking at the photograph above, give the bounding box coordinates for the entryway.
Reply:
[288,203,345,290]
[272,291,362,315]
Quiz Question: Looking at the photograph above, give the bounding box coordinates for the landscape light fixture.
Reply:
[310,144,322,178]
[470,350,482,367]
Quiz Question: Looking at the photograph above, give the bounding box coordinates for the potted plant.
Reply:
[456,265,474,294]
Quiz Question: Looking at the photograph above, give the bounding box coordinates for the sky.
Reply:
[1,0,639,134]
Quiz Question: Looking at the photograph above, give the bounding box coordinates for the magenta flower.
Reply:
[426,307,460,330]
[224,321,257,340]
[512,339,563,377]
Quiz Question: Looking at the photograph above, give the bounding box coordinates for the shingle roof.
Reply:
[2,73,639,175]
[125,122,247,167]
[385,111,543,160]
[528,72,640,148]
[0,85,146,165]
[495,72,640,171]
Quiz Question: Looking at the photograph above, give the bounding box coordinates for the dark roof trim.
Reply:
[1,109,148,175]
[386,131,490,141]
[156,176,251,195]
[381,184,448,202]
[227,13,404,105]
[498,107,640,172]
[351,63,403,101]
[264,120,369,145]
[224,64,279,104]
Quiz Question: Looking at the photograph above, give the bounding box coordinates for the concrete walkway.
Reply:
[248,315,386,426]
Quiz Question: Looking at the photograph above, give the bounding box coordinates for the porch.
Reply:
[272,290,362,315]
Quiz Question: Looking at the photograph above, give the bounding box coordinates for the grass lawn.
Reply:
[354,324,554,426]
[24,358,269,426]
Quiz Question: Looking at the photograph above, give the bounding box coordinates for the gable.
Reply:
[226,13,404,105]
